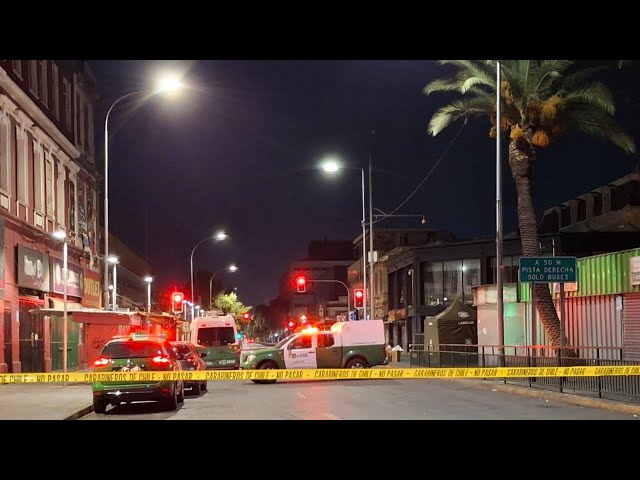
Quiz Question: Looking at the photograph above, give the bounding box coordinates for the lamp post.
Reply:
[321,158,368,320]
[190,230,228,312]
[52,230,68,386]
[108,256,119,310]
[209,264,238,309]
[144,276,153,313]
[103,74,183,310]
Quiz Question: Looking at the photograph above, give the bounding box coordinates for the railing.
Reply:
[408,343,640,403]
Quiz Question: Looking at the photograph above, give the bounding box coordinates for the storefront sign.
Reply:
[17,245,50,291]
[473,284,518,306]
[631,256,640,286]
[82,268,102,308]
[51,257,84,298]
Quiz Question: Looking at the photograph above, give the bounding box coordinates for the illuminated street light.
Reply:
[144,276,153,313]
[320,158,340,173]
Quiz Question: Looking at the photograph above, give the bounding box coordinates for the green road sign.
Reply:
[519,256,577,283]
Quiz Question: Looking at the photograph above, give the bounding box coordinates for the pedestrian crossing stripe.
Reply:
[2,365,640,384]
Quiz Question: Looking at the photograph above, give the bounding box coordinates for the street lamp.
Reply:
[52,230,68,386]
[209,264,238,309]
[144,276,153,313]
[103,73,184,310]
[320,157,369,319]
[108,256,119,310]
[190,230,228,314]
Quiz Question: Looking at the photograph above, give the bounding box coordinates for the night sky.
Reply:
[89,60,640,306]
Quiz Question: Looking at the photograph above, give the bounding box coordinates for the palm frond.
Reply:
[565,106,636,153]
[559,66,608,91]
[438,60,496,89]
[423,77,464,95]
[564,82,616,115]
[428,96,494,136]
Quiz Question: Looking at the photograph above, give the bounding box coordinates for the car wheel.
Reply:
[177,382,185,403]
[192,381,201,395]
[252,360,278,384]
[201,381,207,391]
[164,386,178,411]
[93,398,107,414]
[345,357,368,369]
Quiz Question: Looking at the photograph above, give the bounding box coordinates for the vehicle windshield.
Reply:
[274,335,294,349]
[198,327,236,347]
[102,341,165,359]
[172,344,192,357]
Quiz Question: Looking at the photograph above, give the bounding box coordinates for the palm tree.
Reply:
[424,60,635,351]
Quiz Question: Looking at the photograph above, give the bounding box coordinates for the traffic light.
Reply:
[172,292,184,314]
[295,275,307,293]
[287,320,295,329]
[242,312,252,322]
[354,288,364,308]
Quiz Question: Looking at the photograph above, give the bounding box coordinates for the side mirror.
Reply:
[200,352,206,358]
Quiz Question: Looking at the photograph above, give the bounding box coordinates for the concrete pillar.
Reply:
[585,194,594,220]
[602,186,612,214]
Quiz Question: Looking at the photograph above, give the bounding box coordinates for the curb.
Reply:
[458,378,640,416]
[63,404,93,420]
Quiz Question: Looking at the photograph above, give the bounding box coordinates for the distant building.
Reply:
[108,232,152,310]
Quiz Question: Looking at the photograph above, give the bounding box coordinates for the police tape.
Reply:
[2,365,640,384]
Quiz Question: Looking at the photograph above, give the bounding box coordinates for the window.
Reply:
[317,334,334,348]
[290,336,312,350]
[593,193,603,216]
[62,78,71,131]
[489,256,521,284]
[197,327,235,347]
[12,60,22,79]
[421,261,443,306]
[52,64,59,120]
[0,115,9,193]
[56,164,65,226]
[69,180,75,233]
[29,61,38,96]
[33,143,43,212]
[84,104,90,147]
[45,158,54,216]
[16,130,27,203]
[38,60,48,107]
[462,259,481,304]
[102,341,164,358]
[443,260,463,305]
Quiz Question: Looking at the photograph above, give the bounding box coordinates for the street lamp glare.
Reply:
[52,230,66,240]
[144,276,153,283]
[215,231,228,241]
[421,216,426,225]
[155,74,183,94]
[108,256,119,264]
[228,264,238,272]
[320,159,340,174]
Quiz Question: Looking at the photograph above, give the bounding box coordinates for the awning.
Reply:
[141,312,186,328]
[29,307,141,326]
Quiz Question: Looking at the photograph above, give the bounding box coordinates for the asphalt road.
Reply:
[80,378,638,420]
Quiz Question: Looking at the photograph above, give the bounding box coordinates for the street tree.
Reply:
[424,60,635,351]
[212,291,252,329]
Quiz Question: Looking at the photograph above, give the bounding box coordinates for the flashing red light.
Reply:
[354,288,364,308]
[151,355,170,365]
[287,321,295,328]
[92,357,110,367]
[295,275,307,293]
[172,292,184,314]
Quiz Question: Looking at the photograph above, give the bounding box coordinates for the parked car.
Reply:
[91,334,185,414]
[171,341,208,395]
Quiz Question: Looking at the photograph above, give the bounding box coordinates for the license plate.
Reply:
[206,361,214,365]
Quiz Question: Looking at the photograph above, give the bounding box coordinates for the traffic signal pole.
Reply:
[305,279,351,320]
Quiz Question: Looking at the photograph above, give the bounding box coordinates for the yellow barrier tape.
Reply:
[2,365,640,384]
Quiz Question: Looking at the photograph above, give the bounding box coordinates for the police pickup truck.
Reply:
[240,320,389,384]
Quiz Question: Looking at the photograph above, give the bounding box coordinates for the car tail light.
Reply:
[92,357,110,367]
[151,355,170,365]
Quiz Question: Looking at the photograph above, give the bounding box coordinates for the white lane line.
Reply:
[297,392,306,399]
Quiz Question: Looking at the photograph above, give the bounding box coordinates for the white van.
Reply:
[190,314,241,370]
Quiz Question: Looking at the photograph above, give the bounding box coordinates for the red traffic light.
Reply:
[287,321,295,328]
[295,275,307,293]
[354,288,364,308]
[172,292,185,314]
[242,312,252,322]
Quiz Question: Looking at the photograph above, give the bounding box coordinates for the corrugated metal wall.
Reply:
[623,293,640,362]
[523,294,623,360]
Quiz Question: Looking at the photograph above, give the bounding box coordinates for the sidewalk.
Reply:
[0,383,93,420]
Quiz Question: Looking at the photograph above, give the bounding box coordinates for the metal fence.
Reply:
[409,342,640,403]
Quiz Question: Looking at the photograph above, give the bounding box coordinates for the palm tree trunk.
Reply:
[508,128,576,358]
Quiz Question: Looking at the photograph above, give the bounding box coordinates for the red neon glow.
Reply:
[92,357,110,367]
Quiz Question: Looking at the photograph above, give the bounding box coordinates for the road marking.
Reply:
[323,413,340,420]
[297,392,306,399]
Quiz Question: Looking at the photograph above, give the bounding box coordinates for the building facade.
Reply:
[0,60,101,373]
